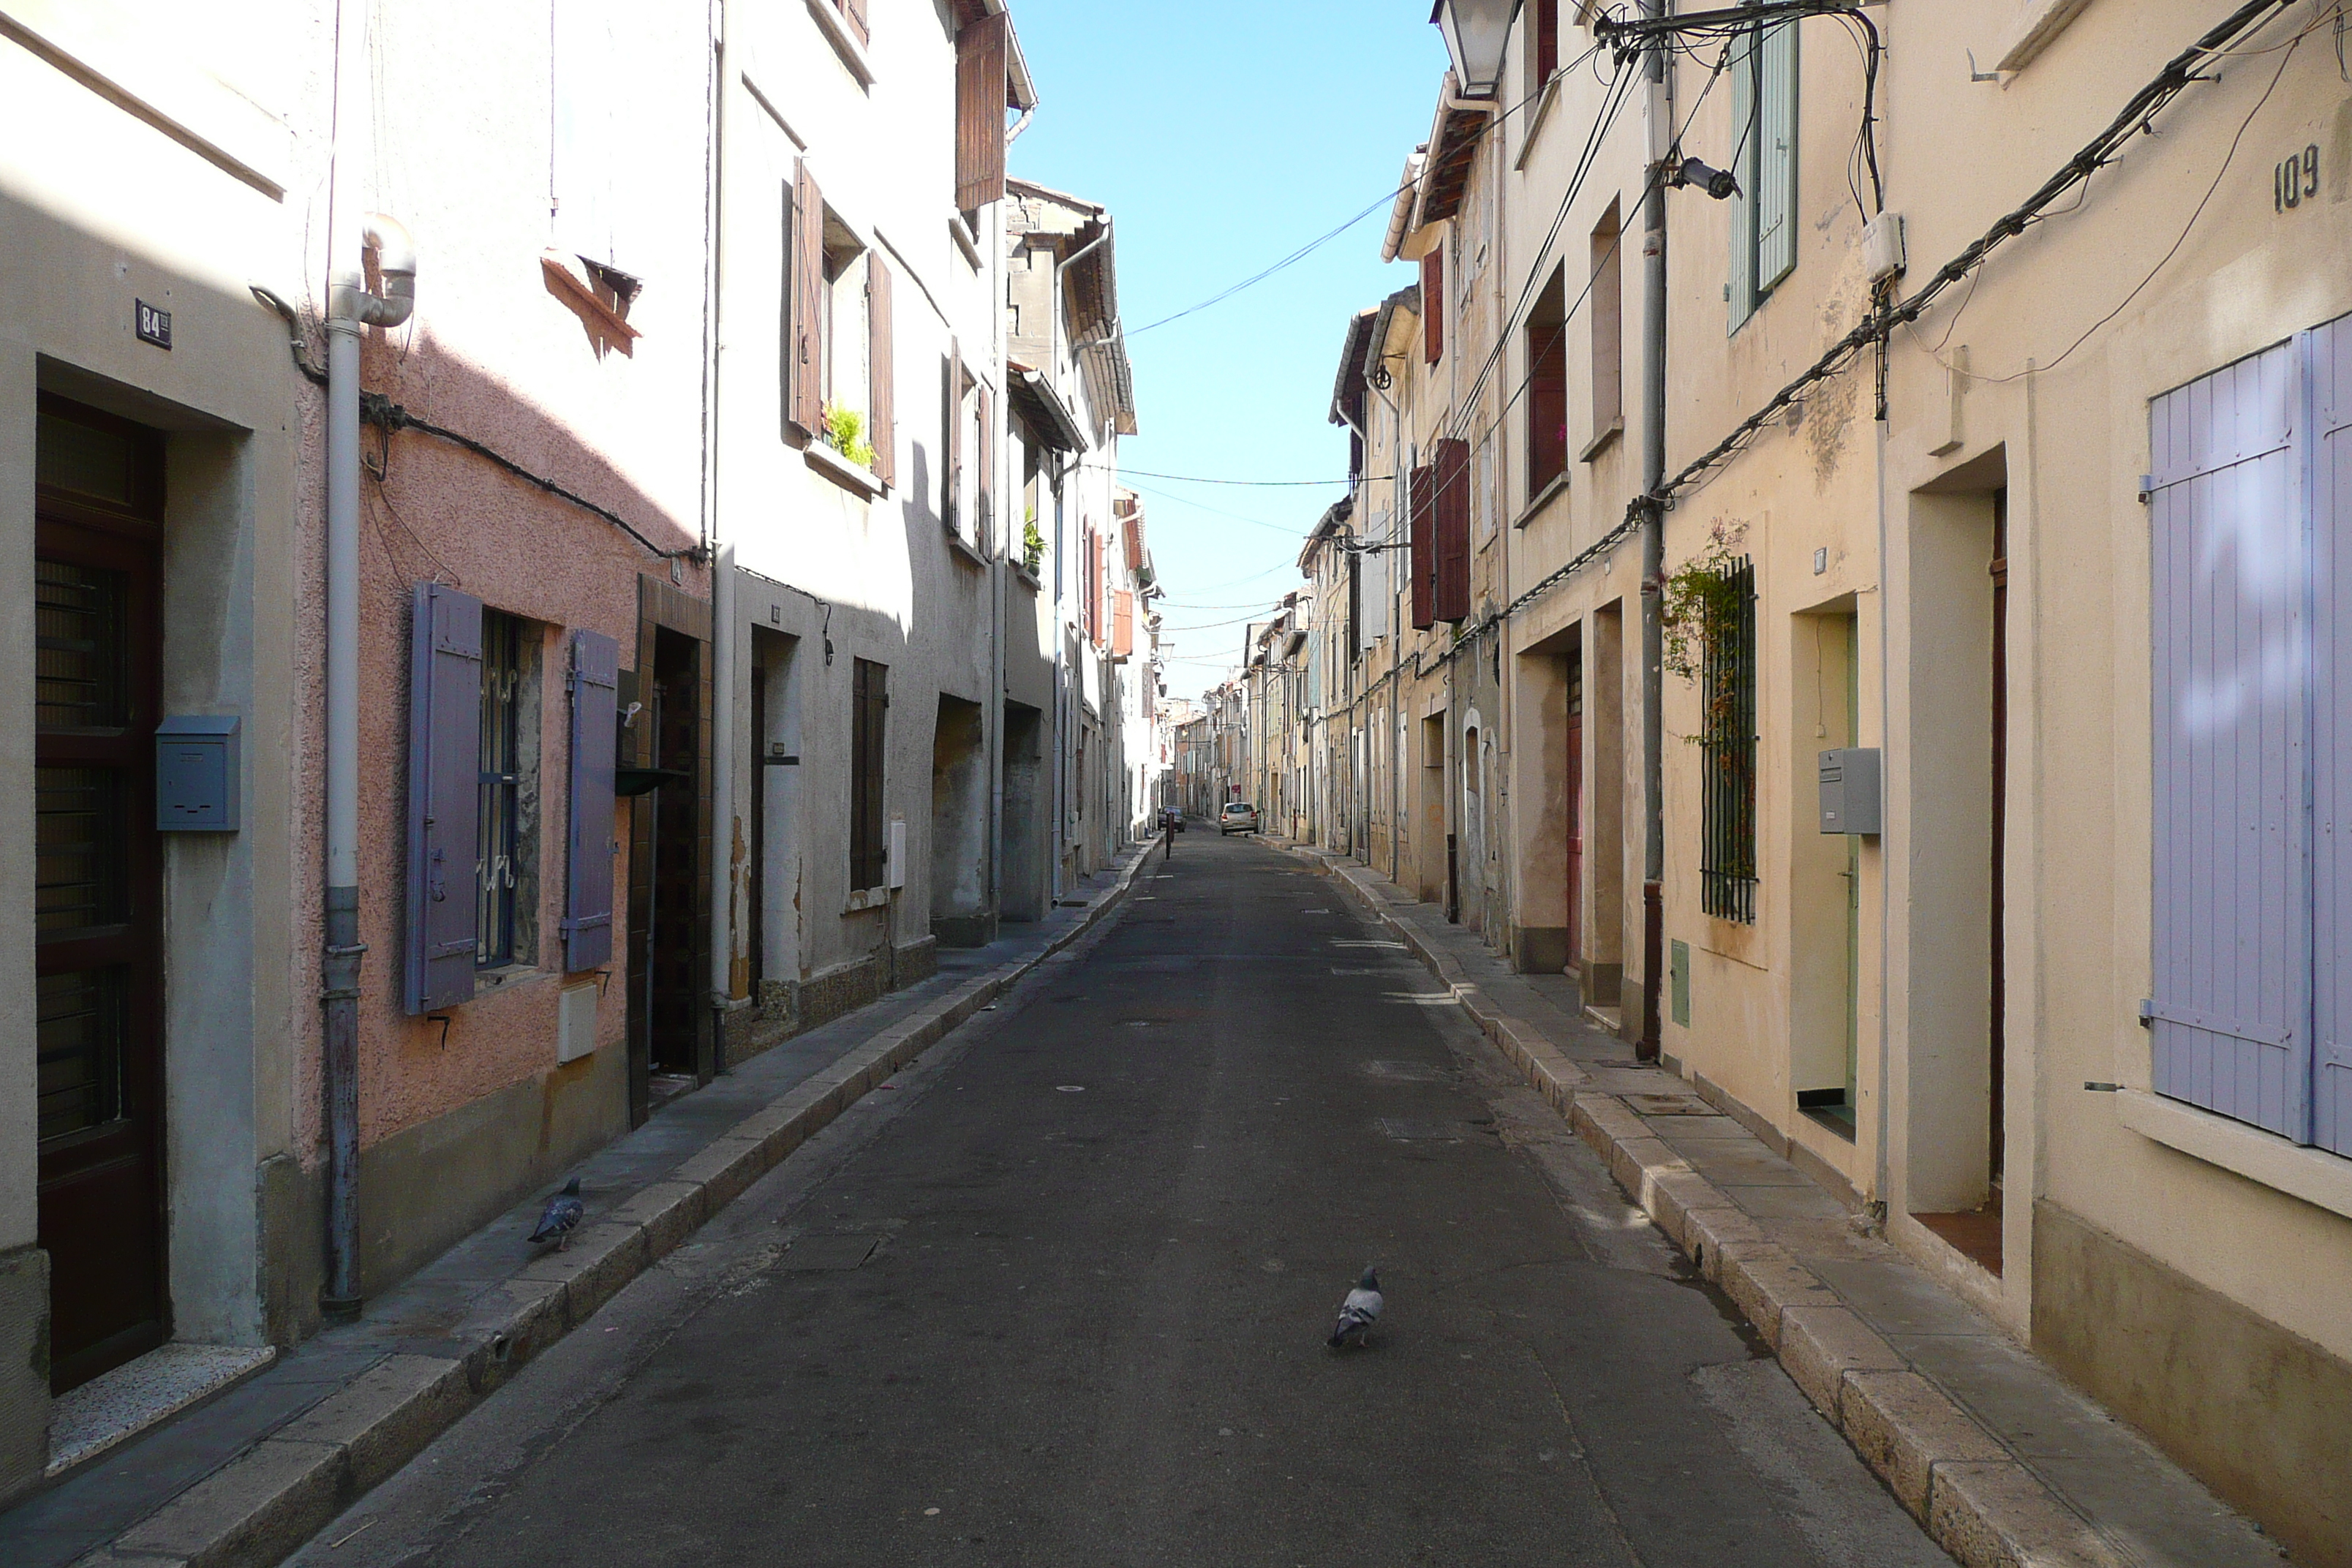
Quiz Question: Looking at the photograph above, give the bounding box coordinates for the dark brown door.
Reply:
[647,630,701,1078]
[1989,493,2009,1190]
[1565,644,1584,973]
[34,395,168,1392]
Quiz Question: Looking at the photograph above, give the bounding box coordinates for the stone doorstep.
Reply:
[1294,843,2141,1568]
[46,1345,279,1480]
[64,846,1151,1568]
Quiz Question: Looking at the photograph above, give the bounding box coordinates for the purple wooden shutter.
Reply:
[564,629,620,973]
[2147,339,2311,1138]
[405,582,483,1014]
[2313,317,2352,1153]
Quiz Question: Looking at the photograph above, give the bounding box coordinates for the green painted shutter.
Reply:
[1727,27,1757,333]
[1756,18,1799,293]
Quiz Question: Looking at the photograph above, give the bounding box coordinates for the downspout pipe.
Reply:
[1637,10,1670,1062]
[320,211,414,1322]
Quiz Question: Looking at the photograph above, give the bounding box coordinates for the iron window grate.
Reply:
[1700,557,1757,924]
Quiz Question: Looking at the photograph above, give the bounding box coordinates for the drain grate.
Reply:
[776,1234,881,1270]
[1625,1093,1713,1116]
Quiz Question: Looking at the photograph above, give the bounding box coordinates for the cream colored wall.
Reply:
[1873,0,2352,1357]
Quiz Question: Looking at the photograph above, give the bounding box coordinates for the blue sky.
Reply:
[1008,1,1449,700]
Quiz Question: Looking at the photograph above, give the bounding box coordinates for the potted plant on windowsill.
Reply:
[821,403,877,470]
[1020,513,1045,581]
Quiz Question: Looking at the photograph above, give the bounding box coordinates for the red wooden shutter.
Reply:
[1113,589,1134,659]
[1536,0,1559,83]
[563,628,619,973]
[1421,247,1444,365]
[840,0,870,47]
[1122,513,1145,570]
[1409,464,1435,630]
[790,161,826,437]
[1433,437,1471,622]
[405,582,483,1014]
[955,12,1009,213]
[867,253,895,486]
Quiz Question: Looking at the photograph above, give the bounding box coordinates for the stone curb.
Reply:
[75,851,1152,1568]
[1284,843,2128,1568]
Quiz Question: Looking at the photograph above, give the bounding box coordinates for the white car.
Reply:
[1219,802,1259,835]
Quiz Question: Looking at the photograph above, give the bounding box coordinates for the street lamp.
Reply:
[1432,0,1518,99]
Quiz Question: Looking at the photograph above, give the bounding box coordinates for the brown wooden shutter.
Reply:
[840,0,870,47]
[1432,437,1471,622]
[1421,247,1444,365]
[867,253,895,486]
[1409,464,1435,630]
[790,161,826,437]
[955,12,1009,213]
[976,383,994,546]
[1112,589,1134,659]
[1536,0,1559,84]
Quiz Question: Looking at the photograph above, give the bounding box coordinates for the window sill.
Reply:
[1014,564,1042,590]
[1580,417,1624,464]
[944,526,990,569]
[806,440,883,498]
[1512,70,1564,172]
[804,0,875,87]
[2118,1088,2352,1221]
[845,886,889,913]
[1992,0,2093,72]
[949,214,981,271]
[1514,471,1571,529]
[475,964,553,994]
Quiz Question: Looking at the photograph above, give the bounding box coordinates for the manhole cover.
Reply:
[777,1235,880,1270]
[1362,1060,1452,1084]
[1626,1093,1713,1116]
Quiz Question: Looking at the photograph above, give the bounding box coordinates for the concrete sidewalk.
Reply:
[1,851,1148,1568]
[1283,841,2290,1568]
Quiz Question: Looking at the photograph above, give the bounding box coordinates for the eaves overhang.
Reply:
[1006,361,1087,453]
[1414,73,1493,227]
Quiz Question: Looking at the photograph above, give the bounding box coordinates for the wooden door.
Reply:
[1566,644,1584,971]
[34,396,168,1391]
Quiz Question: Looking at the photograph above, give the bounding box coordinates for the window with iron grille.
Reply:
[1700,557,1758,923]
[477,611,525,966]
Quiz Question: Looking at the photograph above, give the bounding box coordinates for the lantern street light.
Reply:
[1431,0,1518,99]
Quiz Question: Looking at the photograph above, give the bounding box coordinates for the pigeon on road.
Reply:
[529,1177,584,1250]
[1328,1267,1383,1348]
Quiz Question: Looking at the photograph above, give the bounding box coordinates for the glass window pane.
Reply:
[38,967,127,1141]
[37,766,127,935]
[36,559,128,729]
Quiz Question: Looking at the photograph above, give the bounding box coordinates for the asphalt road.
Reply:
[295,832,1949,1567]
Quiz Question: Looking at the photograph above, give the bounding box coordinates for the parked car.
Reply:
[1219,802,1259,835]
[1160,807,1185,832]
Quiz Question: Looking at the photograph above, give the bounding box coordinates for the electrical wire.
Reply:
[1117,467,1368,486]
[1127,39,1610,338]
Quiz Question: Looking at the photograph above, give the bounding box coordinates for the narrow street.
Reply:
[294,833,1945,1568]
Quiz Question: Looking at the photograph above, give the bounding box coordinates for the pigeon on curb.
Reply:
[529,1177,584,1250]
[1327,1267,1382,1348]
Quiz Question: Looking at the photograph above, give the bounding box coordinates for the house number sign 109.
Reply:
[2276,144,2319,212]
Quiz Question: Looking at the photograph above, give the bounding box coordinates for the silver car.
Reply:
[1219,802,1259,835]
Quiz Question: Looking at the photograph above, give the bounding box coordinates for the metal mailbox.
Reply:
[1818,747,1881,836]
[157,715,241,832]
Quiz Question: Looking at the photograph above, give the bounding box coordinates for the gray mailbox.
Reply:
[1818,747,1881,836]
[156,716,241,832]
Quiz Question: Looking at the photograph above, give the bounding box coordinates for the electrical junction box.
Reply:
[1862,211,1906,283]
[556,980,598,1063]
[156,715,240,831]
[1819,747,1882,836]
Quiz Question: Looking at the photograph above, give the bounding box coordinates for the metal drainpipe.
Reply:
[706,0,737,1071]
[321,211,415,1322]
[1637,7,1670,1063]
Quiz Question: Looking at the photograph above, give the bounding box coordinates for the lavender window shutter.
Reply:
[405,582,484,1014]
[565,629,620,972]
[2146,339,2312,1139]
[2312,314,2352,1154]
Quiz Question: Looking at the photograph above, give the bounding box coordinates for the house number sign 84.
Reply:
[2277,143,2319,211]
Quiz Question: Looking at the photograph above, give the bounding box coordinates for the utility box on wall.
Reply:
[1818,747,1882,836]
[156,716,241,831]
